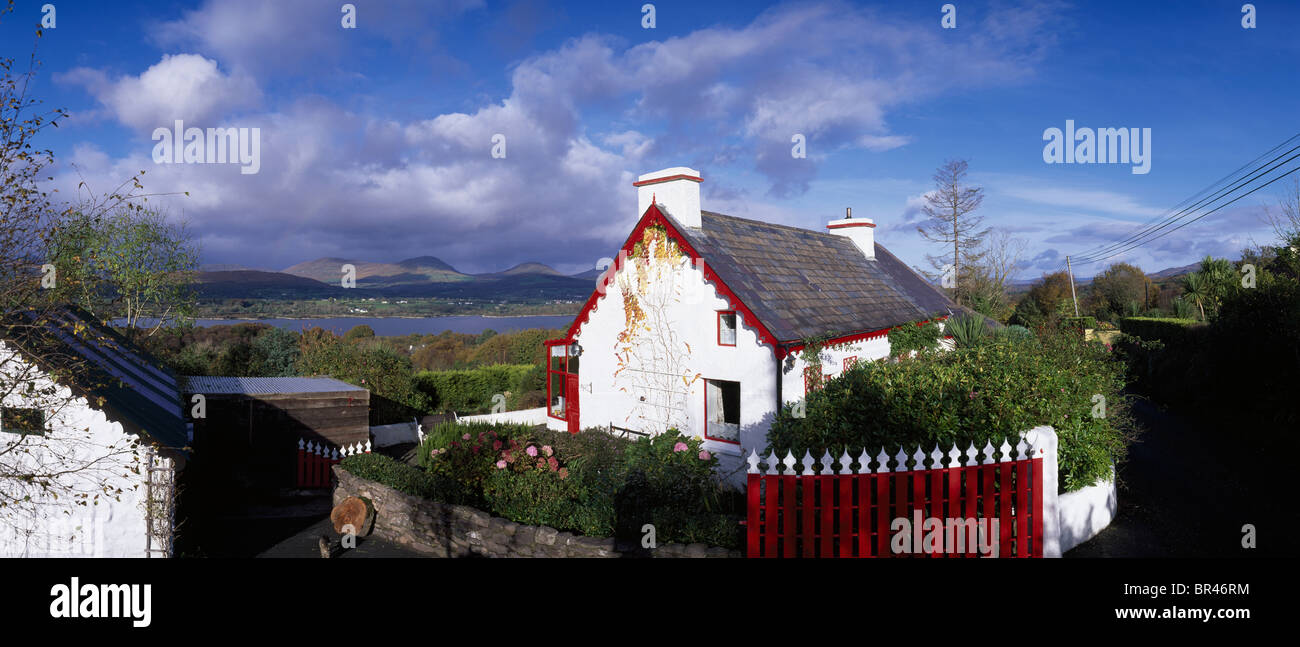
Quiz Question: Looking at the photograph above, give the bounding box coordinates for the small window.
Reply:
[705,379,740,443]
[1,407,46,436]
[717,311,737,346]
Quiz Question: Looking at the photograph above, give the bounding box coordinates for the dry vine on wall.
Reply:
[613,225,702,436]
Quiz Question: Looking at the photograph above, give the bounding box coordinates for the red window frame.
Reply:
[544,340,572,421]
[716,310,737,346]
[703,378,741,445]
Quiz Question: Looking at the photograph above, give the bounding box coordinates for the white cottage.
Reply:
[0,307,187,557]
[545,167,956,481]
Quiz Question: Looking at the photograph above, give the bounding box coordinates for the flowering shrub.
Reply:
[414,422,742,547]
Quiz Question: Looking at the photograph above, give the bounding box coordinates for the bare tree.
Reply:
[0,7,169,530]
[1263,175,1300,244]
[964,229,1027,318]
[917,159,990,305]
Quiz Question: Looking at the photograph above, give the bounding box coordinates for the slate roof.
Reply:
[1,307,188,449]
[672,210,957,343]
[182,375,367,396]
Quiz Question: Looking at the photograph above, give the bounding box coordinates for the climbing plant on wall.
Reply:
[613,225,703,435]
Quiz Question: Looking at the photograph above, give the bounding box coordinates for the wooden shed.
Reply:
[182,376,369,491]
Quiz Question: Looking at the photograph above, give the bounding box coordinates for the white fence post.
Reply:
[1026,426,1061,558]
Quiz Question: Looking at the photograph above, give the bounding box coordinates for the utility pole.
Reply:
[1066,255,1080,317]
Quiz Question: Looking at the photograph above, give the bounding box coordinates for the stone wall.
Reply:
[332,465,740,558]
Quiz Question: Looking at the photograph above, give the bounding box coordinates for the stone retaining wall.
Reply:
[332,465,740,558]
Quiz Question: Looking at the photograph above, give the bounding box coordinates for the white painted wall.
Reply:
[457,407,549,427]
[0,343,156,557]
[572,252,776,483]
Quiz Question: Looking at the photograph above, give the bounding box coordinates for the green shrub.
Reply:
[1062,316,1097,331]
[337,453,471,504]
[415,364,537,413]
[993,325,1033,343]
[1118,317,1203,346]
[769,327,1132,492]
[886,319,943,356]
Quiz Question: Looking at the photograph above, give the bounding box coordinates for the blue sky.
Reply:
[3,0,1298,278]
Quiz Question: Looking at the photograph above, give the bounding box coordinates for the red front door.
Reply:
[565,373,580,434]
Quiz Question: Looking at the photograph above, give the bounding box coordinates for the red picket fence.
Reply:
[745,438,1047,558]
[296,438,370,488]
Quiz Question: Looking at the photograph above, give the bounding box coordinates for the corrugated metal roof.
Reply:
[182,375,367,395]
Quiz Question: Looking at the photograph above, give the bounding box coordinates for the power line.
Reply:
[1077,157,1300,266]
[1074,137,1300,264]
[1071,131,1300,260]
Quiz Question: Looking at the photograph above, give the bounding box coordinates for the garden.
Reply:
[338,421,745,549]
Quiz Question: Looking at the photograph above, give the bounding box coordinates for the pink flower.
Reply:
[698,450,711,461]
[503,450,515,464]
[493,440,503,450]
[548,456,559,471]
[536,458,547,470]
[542,445,553,457]
[462,433,471,440]
[526,445,538,457]
[673,442,688,453]
[496,460,507,469]
[557,467,569,480]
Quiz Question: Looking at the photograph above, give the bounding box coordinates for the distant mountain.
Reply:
[570,268,604,280]
[200,263,254,272]
[480,262,565,278]
[199,256,594,303]
[282,256,469,285]
[195,270,350,299]
[1148,262,1201,280]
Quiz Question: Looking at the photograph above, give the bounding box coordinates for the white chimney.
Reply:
[634,167,702,228]
[826,207,875,260]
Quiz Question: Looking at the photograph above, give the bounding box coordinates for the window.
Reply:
[545,341,580,420]
[705,379,740,443]
[717,311,737,346]
[1,407,46,436]
[803,366,823,394]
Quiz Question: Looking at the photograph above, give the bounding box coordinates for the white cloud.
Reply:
[61,54,259,133]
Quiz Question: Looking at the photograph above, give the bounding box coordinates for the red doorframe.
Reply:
[565,373,580,434]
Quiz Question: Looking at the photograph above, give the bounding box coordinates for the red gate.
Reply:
[745,438,1046,558]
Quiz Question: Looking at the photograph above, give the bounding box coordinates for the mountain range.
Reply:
[196,256,597,301]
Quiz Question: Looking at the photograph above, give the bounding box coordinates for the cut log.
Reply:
[331,496,375,536]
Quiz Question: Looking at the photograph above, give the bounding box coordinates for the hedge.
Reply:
[768,327,1133,492]
[1118,317,1205,346]
[415,364,538,413]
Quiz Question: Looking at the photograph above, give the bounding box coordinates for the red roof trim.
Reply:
[781,317,949,355]
[827,221,876,229]
[632,173,702,187]
[562,203,784,354]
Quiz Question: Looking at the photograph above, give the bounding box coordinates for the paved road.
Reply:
[1067,398,1294,558]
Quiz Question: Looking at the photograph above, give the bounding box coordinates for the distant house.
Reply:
[181,376,369,490]
[0,307,188,557]
[545,167,955,478]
